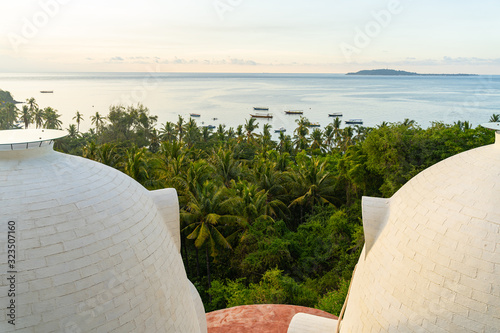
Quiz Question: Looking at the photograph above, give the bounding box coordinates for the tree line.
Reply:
[1,96,497,314]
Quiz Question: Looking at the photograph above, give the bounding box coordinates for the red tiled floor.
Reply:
[206,304,338,333]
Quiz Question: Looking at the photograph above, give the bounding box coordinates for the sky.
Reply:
[1,0,500,74]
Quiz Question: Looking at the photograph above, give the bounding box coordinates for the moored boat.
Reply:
[190,113,201,117]
[328,112,343,117]
[285,110,303,115]
[253,107,269,111]
[345,119,363,125]
[40,91,53,93]
[274,127,286,133]
[306,122,320,128]
[250,113,273,119]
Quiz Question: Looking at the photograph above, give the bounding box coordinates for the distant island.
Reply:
[346,69,478,76]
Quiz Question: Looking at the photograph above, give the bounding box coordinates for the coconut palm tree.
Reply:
[289,156,336,215]
[183,118,200,147]
[244,118,259,142]
[215,124,226,143]
[277,132,293,155]
[20,105,32,129]
[293,117,310,151]
[310,128,324,153]
[490,114,500,122]
[33,107,45,129]
[90,112,106,134]
[43,107,62,129]
[73,111,84,133]
[159,121,177,142]
[122,146,149,184]
[67,124,78,138]
[26,97,38,113]
[149,128,160,153]
[323,124,335,152]
[210,147,242,186]
[339,126,354,153]
[231,180,287,224]
[236,125,244,144]
[96,143,121,168]
[176,115,185,142]
[181,181,235,292]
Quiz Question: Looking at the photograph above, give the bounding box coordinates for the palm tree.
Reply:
[353,125,368,143]
[181,181,235,292]
[339,126,354,153]
[26,97,38,114]
[490,114,500,122]
[310,128,324,153]
[183,118,200,147]
[289,156,336,215]
[402,118,416,128]
[67,124,78,138]
[96,143,120,168]
[277,132,293,155]
[244,118,259,142]
[122,146,149,184]
[210,147,242,186]
[176,115,185,142]
[215,124,226,143]
[159,121,177,142]
[43,107,62,129]
[90,112,106,134]
[332,117,342,150]
[82,141,97,160]
[231,180,287,225]
[236,125,244,144]
[20,105,32,129]
[293,117,310,151]
[33,107,45,129]
[73,111,84,133]
[323,124,334,152]
[148,128,160,153]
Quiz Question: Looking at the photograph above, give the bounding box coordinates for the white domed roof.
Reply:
[0,130,205,332]
[341,131,500,332]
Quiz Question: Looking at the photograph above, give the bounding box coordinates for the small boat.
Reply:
[345,119,363,125]
[306,122,321,128]
[253,107,269,111]
[40,91,53,93]
[328,113,343,117]
[190,113,201,117]
[285,110,303,115]
[203,125,216,129]
[274,127,286,133]
[250,113,273,119]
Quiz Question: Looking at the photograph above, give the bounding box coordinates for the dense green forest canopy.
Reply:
[0,89,15,104]
[1,92,497,314]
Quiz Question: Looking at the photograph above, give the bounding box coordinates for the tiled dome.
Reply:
[0,129,206,332]
[340,131,500,332]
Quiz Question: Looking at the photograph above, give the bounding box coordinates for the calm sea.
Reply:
[1,72,499,135]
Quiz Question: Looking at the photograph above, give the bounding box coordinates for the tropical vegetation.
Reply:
[0,93,496,315]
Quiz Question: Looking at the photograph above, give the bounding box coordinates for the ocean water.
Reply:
[1,72,499,136]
